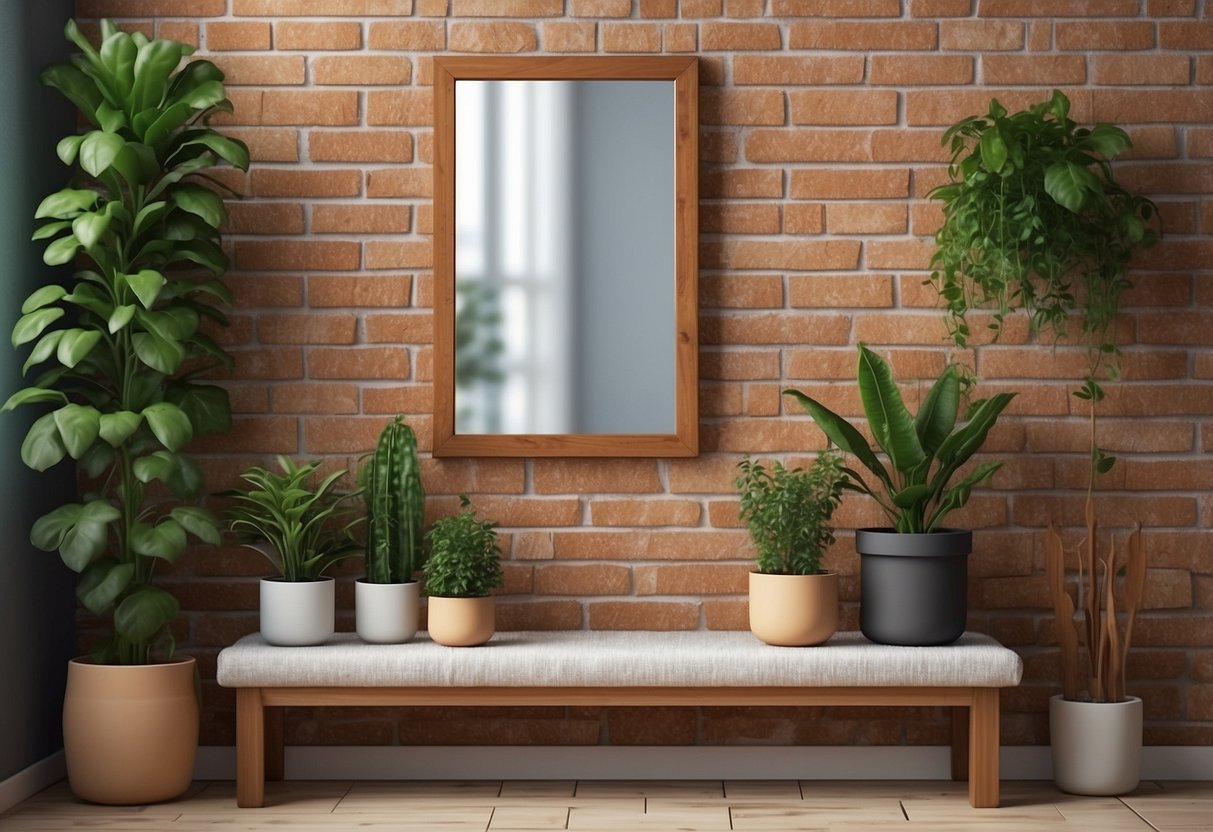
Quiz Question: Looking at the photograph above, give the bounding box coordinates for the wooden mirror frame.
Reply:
[432,55,698,458]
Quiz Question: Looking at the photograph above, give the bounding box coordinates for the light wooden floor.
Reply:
[2,779,1209,831]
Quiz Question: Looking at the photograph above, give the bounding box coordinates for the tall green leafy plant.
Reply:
[361,416,425,584]
[786,346,1016,535]
[736,450,845,576]
[928,89,1158,474]
[2,20,248,665]
[225,457,363,582]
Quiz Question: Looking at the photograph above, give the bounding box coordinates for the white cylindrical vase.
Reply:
[259,577,335,646]
[356,580,420,644]
[1050,694,1143,796]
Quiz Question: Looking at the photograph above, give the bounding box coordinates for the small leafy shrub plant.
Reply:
[424,496,502,598]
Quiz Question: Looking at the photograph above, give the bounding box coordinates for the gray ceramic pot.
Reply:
[856,528,972,646]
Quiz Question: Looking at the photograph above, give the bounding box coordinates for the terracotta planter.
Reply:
[356,580,420,644]
[749,571,838,647]
[260,577,334,646]
[62,657,198,805]
[856,527,971,646]
[1050,694,1143,795]
[427,595,495,646]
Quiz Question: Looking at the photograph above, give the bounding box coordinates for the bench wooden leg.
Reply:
[236,688,266,808]
[968,687,1000,809]
[265,706,285,782]
[950,705,968,781]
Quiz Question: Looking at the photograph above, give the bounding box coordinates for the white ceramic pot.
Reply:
[63,657,199,805]
[427,596,496,647]
[1050,694,1143,795]
[259,577,334,646]
[749,571,838,647]
[356,580,420,644]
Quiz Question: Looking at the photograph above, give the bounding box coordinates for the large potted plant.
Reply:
[1,20,246,804]
[356,416,425,644]
[736,450,846,647]
[786,345,1015,646]
[224,457,362,646]
[929,89,1159,793]
[424,496,502,647]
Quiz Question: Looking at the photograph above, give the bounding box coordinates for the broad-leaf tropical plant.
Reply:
[225,457,364,582]
[785,346,1016,535]
[2,20,249,665]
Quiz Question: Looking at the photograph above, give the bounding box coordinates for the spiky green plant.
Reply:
[361,416,425,584]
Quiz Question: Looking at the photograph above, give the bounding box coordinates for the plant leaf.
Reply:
[1044,161,1100,213]
[79,131,126,178]
[21,412,68,471]
[99,411,143,446]
[170,506,221,544]
[52,403,101,459]
[11,308,65,347]
[1,387,67,412]
[783,388,892,491]
[915,364,960,457]
[142,401,192,451]
[125,269,166,309]
[35,188,99,220]
[856,345,925,474]
[77,559,134,615]
[21,285,68,315]
[114,586,178,644]
[56,328,103,369]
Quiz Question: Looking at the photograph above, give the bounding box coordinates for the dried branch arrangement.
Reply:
[1046,503,1147,703]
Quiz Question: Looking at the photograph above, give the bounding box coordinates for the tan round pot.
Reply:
[427,595,496,647]
[62,657,198,805]
[749,571,839,647]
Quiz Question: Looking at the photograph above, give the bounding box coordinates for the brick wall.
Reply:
[72,0,1212,749]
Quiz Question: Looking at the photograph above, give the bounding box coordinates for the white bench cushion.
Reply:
[217,630,1022,689]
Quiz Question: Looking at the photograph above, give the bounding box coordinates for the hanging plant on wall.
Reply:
[2,20,249,665]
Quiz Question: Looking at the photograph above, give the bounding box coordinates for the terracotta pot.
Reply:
[356,580,420,644]
[1050,694,1143,795]
[260,577,334,646]
[427,595,496,647]
[62,657,198,805]
[748,571,839,647]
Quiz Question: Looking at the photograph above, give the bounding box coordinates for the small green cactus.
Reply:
[363,416,425,583]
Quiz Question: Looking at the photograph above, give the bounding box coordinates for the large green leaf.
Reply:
[43,234,81,266]
[131,519,186,561]
[99,411,143,446]
[142,401,192,451]
[32,220,71,242]
[11,308,65,347]
[783,388,892,491]
[77,559,134,615]
[131,38,189,114]
[979,126,1008,173]
[914,365,959,457]
[170,506,221,544]
[35,188,99,220]
[56,328,103,369]
[98,26,137,100]
[125,269,166,309]
[79,131,125,179]
[108,304,137,334]
[71,210,112,250]
[22,330,64,375]
[170,184,226,229]
[133,450,203,498]
[1044,161,1100,213]
[20,285,68,315]
[1,387,66,412]
[168,383,231,435]
[31,500,119,572]
[141,101,193,150]
[52,403,101,459]
[856,346,924,475]
[39,64,102,128]
[114,586,178,644]
[927,460,1004,532]
[21,412,68,471]
[133,331,185,373]
[166,131,250,171]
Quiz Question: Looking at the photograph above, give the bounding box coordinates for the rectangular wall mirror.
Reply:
[433,56,698,457]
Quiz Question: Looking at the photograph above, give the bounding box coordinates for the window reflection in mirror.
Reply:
[453,79,676,436]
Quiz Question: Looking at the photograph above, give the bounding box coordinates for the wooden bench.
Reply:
[216,629,1022,809]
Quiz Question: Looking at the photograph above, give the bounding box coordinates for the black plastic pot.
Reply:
[856,528,972,646]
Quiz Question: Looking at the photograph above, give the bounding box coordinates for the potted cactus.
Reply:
[356,416,426,644]
[737,450,846,647]
[423,496,502,647]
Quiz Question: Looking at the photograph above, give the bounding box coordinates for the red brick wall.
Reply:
[72,0,1212,749]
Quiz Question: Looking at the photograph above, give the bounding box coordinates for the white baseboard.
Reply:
[0,751,66,814]
[194,745,1213,782]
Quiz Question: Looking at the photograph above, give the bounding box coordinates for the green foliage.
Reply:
[424,496,502,598]
[224,457,363,582]
[4,20,248,665]
[785,346,1016,535]
[736,450,845,576]
[360,416,425,584]
[928,89,1158,405]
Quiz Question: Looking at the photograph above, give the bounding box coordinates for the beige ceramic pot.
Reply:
[1050,694,1143,795]
[749,571,839,647]
[62,657,198,805]
[427,595,496,646]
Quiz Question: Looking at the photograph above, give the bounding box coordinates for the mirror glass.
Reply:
[454,80,675,436]
[433,56,698,457]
